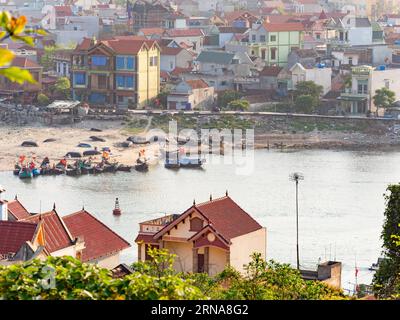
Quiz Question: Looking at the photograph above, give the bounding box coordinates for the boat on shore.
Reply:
[19,168,33,179]
[179,157,205,168]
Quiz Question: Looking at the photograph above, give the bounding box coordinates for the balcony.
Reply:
[90,65,112,72]
[71,64,88,70]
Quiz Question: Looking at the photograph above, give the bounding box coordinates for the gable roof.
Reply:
[185,79,210,89]
[355,17,371,28]
[7,199,31,220]
[196,51,235,65]
[194,196,263,240]
[138,27,165,36]
[263,22,305,32]
[11,57,41,69]
[63,210,130,262]
[0,221,38,255]
[154,196,263,242]
[164,28,204,37]
[21,210,74,253]
[260,66,283,77]
[161,46,183,56]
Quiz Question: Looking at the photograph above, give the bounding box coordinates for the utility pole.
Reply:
[290,172,304,270]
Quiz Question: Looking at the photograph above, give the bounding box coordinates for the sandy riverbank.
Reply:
[1,121,400,172]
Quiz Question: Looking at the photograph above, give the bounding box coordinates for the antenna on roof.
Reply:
[225,190,228,196]
[210,194,212,201]
[39,200,42,214]
[82,201,85,211]
[53,202,56,211]
[15,194,18,200]
[193,199,196,206]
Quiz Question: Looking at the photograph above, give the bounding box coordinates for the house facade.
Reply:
[290,63,332,94]
[248,21,304,66]
[135,195,267,276]
[338,65,400,114]
[71,37,160,108]
[167,79,215,110]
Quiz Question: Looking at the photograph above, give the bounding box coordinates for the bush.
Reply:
[37,93,50,106]
[217,90,242,108]
[226,99,249,111]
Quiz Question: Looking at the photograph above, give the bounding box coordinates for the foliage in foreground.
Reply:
[373,184,400,299]
[0,248,345,300]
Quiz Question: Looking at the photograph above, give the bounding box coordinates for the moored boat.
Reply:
[19,168,33,179]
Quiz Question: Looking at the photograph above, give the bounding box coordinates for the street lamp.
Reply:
[289,172,304,270]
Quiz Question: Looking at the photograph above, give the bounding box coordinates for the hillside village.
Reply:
[0,0,400,118]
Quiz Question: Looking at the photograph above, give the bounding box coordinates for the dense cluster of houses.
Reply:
[1,0,400,113]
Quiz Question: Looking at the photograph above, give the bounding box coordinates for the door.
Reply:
[197,254,205,273]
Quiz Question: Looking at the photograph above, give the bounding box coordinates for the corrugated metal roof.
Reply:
[196,51,235,65]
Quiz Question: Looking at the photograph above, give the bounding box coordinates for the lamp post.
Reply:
[290,172,304,270]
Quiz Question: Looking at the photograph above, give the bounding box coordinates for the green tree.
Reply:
[373,87,395,116]
[373,184,400,298]
[52,77,71,99]
[294,94,317,114]
[37,93,50,106]
[217,90,242,108]
[226,99,249,111]
[295,81,323,98]
[40,46,56,71]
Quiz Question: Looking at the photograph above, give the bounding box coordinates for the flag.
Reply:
[355,267,359,277]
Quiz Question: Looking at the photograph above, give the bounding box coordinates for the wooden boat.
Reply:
[32,168,41,177]
[40,167,52,175]
[117,165,132,172]
[19,168,32,179]
[13,168,20,175]
[66,167,81,176]
[103,163,118,173]
[93,165,104,174]
[164,159,180,169]
[81,165,94,174]
[135,161,149,172]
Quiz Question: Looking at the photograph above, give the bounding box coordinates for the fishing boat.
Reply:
[13,164,21,176]
[66,167,81,176]
[179,157,205,168]
[135,162,149,171]
[369,258,386,271]
[81,164,94,174]
[19,167,33,179]
[117,165,132,172]
[103,163,118,173]
[93,165,104,174]
[32,168,41,177]
[164,159,180,169]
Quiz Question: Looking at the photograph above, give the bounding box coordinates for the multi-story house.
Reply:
[247,20,305,66]
[338,65,400,114]
[71,37,160,108]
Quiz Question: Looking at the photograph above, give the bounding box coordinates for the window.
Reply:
[74,73,85,85]
[98,74,107,89]
[252,34,256,42]
[260,35,266,42]
[270,35,276,42]
[190,217,203,231]
[348,57,353,65]
[316,33,321,40]
[116,56,135,70]
[91,56,107,66]
[89,93,106,103]
[270,47,277,60]
[116,75,135,89]
[150,56,158,66]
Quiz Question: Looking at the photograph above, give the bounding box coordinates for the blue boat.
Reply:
[179,157,204,168]
[32,168,41,177]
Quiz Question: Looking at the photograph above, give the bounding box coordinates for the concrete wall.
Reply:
[93,253,120,269]
[164,241,193,272]
[208,246,227,276]
[370,68,400,112]
[230,227,267,274]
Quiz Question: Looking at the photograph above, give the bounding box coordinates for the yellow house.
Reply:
[135,194,267,276]
[71,37,160,108]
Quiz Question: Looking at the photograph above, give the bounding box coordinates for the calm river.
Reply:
[0,149,397,292]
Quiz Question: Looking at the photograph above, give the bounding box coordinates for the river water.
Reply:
[0,149,397,293]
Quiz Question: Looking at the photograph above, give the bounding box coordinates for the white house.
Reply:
[290,62,332,94]
[160,47,194,72]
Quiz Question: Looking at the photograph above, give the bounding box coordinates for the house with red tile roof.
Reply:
[247,20,305,66]
[163,29,205,54]
[135,195,266,275]
[160,46,194,73]
[63,210,131,269]
[0,57,42,104]
[0,188,130,268]
[167,79,215,110]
